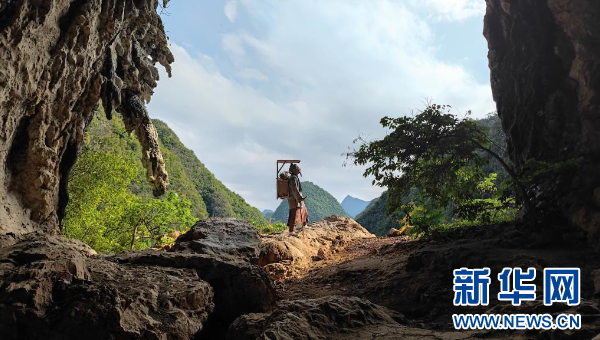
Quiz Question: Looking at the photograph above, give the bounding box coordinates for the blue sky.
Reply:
[147,0,495,211]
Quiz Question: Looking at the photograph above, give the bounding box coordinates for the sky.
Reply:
[147,0,495,212]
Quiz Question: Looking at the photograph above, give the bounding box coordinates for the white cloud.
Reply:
[149,0,493,210]
[224,1,238,23]
[412,0,486,22]
[222,33,245,56]
[236,68,268,81]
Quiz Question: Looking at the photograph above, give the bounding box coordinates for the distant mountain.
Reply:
[355,191,404,236]
[262,209,274,221]
[271,181,351,223]
[341,195,371,217]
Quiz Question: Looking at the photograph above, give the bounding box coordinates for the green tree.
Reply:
[63,146,196,252]
[62,109,197,253]
[62,149,139,253]
[349,104,525,233]
[124,191,196,250]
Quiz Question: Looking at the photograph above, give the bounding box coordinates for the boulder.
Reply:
[114,219,277,338]
[112,251,276,332]
[0,233,214,340]
[227,295,479,340]
[227,296,399,340]
[387,228,401,237]
[258,216,374,280]
[170,218,261,265]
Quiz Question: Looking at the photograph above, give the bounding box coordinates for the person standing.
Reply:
[287,163,308,233]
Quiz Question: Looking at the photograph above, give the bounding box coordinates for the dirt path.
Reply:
[276,236,413,302]
[273,227,600,338]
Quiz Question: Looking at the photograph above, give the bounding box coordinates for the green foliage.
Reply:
[356,191,407,236]
[356,192,400,236]
[401,198,445,237]
[477,113,512,185]
[270,181,351,223]
[63,107,267,253]
[454,172,513,224]
[351,104,490,211]
[123,191,196,250]
[62,114,195,253]
[351,105,519,235]
[62,148,138,253]
[153,119,268,224]
[256,221,288,234]
[425,208,517,235]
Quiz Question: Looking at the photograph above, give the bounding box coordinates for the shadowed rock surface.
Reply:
[170,218,262,265]
[112,251,277,338]
[484,0,600,234]
[0,218,279,339]
[0,233,214,340]
[227,295,481,340]
[0,0,172,235]
[113,218,277,339]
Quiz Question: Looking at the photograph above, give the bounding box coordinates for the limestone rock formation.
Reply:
[0,217,279,339]
[226,295,479,340]
[483,0,600,234]
[0,2,280,339]
[170,218,262,265]
[0,233,214,340]
[113,218,277,338]
[0,0,173,235]
[258,216,374,280]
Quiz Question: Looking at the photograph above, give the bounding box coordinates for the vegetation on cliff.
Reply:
[62,108,267,252]
[352,108,517,236]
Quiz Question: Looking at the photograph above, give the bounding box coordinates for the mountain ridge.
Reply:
[341,195,371,218]
[152,118,267,224]
[74,111,267,225]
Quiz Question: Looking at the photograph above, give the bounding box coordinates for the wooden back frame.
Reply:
[276,160,301,199]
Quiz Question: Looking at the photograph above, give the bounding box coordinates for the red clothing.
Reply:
[287,206,308,232]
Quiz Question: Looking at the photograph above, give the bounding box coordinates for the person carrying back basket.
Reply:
[286,163,308,234]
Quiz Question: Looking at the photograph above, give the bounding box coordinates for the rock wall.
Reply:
[0,219,276,339]
[483,0,600,233]
[0,0,172,235]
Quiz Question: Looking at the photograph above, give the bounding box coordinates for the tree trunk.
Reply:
[130,225,139,251]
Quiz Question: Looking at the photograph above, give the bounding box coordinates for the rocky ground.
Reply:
[3,216,600,339]
[259,218,600,339]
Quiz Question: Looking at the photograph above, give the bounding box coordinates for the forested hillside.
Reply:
[62,109,266,252]
[355,192,402,236]
[356,114,510,236]
[271,181,350,223]
[152,119,267,224]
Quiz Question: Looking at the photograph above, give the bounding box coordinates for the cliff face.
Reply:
[0,0,172,235]
[484,0,600,234]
